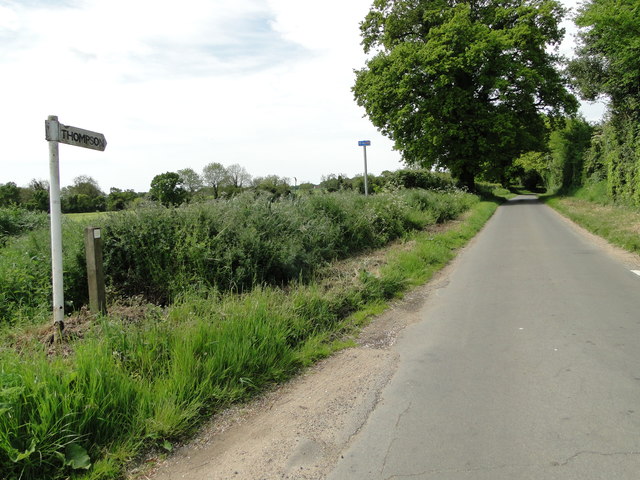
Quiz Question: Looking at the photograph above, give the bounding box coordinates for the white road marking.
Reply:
[632,270,640,277]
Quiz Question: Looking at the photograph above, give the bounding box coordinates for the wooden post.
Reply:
[84,226,106,314]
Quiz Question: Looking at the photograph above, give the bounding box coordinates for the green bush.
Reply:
[574,118,640,206]
[603,119,640,205]
[0,221,87,323]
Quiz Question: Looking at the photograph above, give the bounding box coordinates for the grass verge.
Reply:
[545,195,640,254]
[0,198,499,480]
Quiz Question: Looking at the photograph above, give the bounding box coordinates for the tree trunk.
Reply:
[457,166,476,192]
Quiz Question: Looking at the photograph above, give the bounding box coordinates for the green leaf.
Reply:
[8,441,35,463]
[161,440,173,452]
[64,443,92,470]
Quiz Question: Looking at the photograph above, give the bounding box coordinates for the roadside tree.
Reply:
[569,0,640,119]
[568,0,640,204]
[353,0,578,189]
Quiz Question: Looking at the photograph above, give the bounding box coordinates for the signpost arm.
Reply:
[46,115,65,338]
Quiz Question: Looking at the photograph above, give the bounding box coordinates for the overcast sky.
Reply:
[1,0,605,193]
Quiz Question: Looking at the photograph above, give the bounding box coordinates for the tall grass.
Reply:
[0,220,87,323]
[0,283,405,479]
[0,194,498,480]
[569,181,610,205]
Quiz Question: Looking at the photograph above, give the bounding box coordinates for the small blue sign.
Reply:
[358,140,371,146]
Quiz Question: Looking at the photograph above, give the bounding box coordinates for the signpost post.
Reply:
[358,140,371,196]
[45,116,106,339]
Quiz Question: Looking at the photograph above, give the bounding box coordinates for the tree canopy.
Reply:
[60,176,106,213]
[149,172,187,207]
[353,0,578,188]
[63,175,104,198]
[569,0,640,119]
[177,168,204,193]
[202,162,230,198]
[226,163,252,189]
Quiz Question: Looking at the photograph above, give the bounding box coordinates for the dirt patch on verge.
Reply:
[5,296,161,357]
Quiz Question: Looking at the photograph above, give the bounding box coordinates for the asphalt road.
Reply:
[328,195,640,480]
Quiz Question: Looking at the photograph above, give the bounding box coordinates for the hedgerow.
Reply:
[0,188,476,322]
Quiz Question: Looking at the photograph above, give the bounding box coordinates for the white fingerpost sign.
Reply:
[45,115,107,337]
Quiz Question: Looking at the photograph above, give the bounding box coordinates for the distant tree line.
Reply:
[148,163,293,207]
[0,166,458,213]
[149,164,456,207]
[0,177,143,214]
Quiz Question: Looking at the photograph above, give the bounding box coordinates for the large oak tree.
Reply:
[353,0,577,188]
